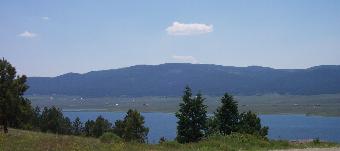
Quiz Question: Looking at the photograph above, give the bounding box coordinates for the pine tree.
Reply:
[93,116,112,137]
[205,116,219,136]
[32,106,41,130]
[215,93,239,135]
[84,120,95,136]
[11,98,34,129]
[113,119,124,138]
[113,109,149,143]
[61,117,72,134]
[72,117,83,135]
[176,86,207,143]
[238,111,269,137]
[0,58,29,133]
[39,106,72,134]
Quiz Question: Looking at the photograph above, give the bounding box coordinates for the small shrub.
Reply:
[113,109,149,143]
[159,136,167,144]
[99,132,122,144]
[313,137,320,144]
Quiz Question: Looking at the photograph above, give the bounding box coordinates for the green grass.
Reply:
[0,129,338,151]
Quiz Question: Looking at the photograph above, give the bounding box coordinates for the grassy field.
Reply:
[27,93,340,116]
[0,129,338,151]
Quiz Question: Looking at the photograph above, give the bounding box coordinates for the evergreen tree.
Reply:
[10,98,34,130]
[61,117,72,134]
[159,136,167,144]
[0,58,30,133]
[93,115,112,137]
[72,117,83,135]
[112,119,124,138]
[84,120,95,136]
[215,93,239,135]
[113,109,149,143]
[176,86,207,143]
[40,107,60,133]
[205,116,219,136]
[32,106,41,130]
[238,111,269,137]
[40,106,71,134]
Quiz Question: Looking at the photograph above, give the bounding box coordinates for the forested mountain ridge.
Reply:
[27,63,340,97]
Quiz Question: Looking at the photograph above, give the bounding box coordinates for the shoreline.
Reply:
[61,109,340,117]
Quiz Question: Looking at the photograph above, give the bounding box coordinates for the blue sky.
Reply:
[1,0,340,77]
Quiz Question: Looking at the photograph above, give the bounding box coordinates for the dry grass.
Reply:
[0,129,338,151]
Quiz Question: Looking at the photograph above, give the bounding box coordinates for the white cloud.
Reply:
[166,21,213,36]
[172,55,198,63]
[41,16,50,20]
[18,31,37,38]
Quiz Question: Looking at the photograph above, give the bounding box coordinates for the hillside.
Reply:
[0,129,338,151]
[27,63,340,97]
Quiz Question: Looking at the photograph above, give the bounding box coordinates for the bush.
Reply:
[100,132,122,143]
[205,116,220,136]
[313,137,320,144]
[237,111,269,138]
[83,116,113,137]
[93,116,112,137]
[113,109,149,143]
[39,106,73,134]
[159,136,167,144]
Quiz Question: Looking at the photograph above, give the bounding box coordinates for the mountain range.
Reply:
[27,63,340,97]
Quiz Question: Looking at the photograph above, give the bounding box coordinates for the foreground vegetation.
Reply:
[1,58,339,150]
[0,129,338,151]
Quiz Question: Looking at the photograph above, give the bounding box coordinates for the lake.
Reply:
[63,112,340,144]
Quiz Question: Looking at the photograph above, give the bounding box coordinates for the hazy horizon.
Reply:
[1,0,340,76]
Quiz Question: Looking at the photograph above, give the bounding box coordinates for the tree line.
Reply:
[176,86,268,143]
[0,58,149,142]
[34,106,149,143]
[1,58,268,144]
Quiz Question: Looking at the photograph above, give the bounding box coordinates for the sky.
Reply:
[1,0,340,77]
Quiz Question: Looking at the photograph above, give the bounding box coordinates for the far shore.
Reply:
[60,108,340,117]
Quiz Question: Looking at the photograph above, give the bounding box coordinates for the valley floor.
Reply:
[28,93,340,116]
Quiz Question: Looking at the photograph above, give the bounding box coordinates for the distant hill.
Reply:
[27,63,340,97]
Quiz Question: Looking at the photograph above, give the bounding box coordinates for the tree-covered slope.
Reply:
[27,63,340,97]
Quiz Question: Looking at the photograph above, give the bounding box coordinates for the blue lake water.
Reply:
[63,112,340,144]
